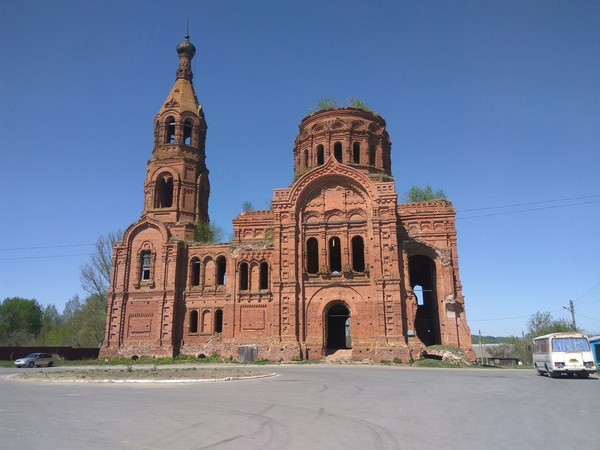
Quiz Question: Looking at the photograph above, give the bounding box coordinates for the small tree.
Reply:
[80,231,123,300]
[526,311,573,338]
[194,219,224,243]
[403,184,447,202]
[0,297,43,346]
[242,201,254,212]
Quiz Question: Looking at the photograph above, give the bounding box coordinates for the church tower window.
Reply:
[239,262,249,290]
[369,144,376,166]
[351,236,365,272]
[155,174,174,208]
[166,117,176,143]
[216,256,226,285]
[306,238,319,274]
[259,261,269,289]
[183,118,193,145]
[334,142,342,162]
[317,145,324,165]
[353,142,361,164]
[329,236,342,273]
[190,258,201,286]
[140,251,152,281]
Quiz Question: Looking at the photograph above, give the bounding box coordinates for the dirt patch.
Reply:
[11,367,274,383]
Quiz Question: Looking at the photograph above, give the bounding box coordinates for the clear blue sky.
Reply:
[1,1,599,337]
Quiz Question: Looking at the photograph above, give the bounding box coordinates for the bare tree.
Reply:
[80,231,123,299]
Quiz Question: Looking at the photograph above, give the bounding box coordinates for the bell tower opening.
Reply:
[325,302,351,350]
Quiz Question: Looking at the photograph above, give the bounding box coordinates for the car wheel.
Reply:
[16,365,21,368]
[47,361,53,367]
[28,361,34,368]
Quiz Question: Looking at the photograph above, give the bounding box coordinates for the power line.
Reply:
[0,243,94,252]
[0,253,94,261]
[456,194,600,213]
[457,199,600,220]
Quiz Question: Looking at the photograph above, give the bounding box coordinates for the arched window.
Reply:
[239,262,249,290]
[306,238,319,274]
[351,236,365,272]
[189,310,199,333]
[165,117,176,143]
[190,258,201,286]
[154,121,160,144]
[140,251,152,281]
[155,174,173,208]
[216,256,226,286]
[259,261,269,290]
[304,149,309,169]
[334,142,343,162]
[353,142,361,164]
[317,145,324,165]
[369,144,376,166]
[183,119,193,145]
[214,309,223,333]
[329,236,342,273]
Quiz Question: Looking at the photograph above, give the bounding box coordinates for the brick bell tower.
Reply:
[143,34,210,241]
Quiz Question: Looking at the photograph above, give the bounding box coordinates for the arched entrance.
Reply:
[326,302,351,350]
[409,255,441,346]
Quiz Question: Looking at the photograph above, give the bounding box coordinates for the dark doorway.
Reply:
[326,303,351,350]
[409,255,440,346]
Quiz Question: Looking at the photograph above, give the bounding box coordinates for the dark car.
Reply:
[14,353,54,368]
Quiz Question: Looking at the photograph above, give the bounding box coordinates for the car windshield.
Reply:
[24,353,39,358]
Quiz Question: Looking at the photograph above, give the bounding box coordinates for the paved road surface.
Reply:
[0,364,598,449]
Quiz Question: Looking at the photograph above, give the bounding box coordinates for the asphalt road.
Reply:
[0,364,598,449]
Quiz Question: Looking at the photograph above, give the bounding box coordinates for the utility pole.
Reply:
[563,300,577,331]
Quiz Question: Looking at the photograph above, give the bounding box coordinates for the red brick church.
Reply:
[100,36,473,361]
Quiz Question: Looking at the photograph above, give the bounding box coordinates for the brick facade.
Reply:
[100,36,474,362]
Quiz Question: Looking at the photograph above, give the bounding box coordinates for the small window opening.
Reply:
[214,309,223,333]
[329,236,342,273]
[216,256,226,286]
[155,175,173,208]
[259,261,269,290]
[414,284,424,306]
[140,251,151,281]
[240,262,249,290]
[183,119,193,145]
[166,117,176,143]
[189,310,199,333]
[353,142,361,164]
[306,238,319,274]
[351,236,365,272]
[317,145,324,165]
[334,142,343,162]
[191,258,201,286]
[304,149,309,169]
[369,145,376,166]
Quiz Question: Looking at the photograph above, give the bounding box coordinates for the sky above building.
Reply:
[1,1,599,337]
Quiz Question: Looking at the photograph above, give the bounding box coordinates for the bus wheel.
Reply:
[579,371,589,379]
[546,365,556,378]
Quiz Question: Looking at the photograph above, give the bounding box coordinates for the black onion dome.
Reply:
[176,35,196,56]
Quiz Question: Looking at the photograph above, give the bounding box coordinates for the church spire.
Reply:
[142,35,210,241]
[175,34,196,81]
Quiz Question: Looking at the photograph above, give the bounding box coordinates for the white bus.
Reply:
[532,332,596,378]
